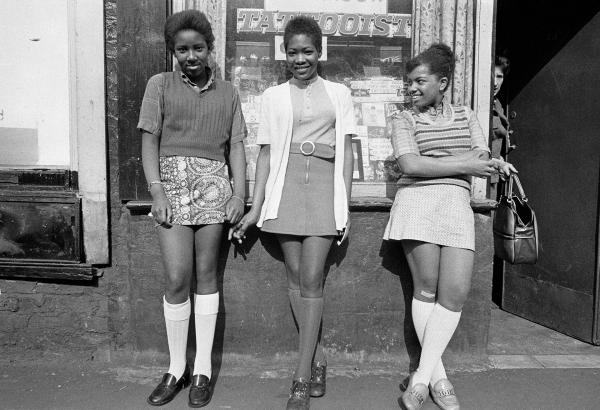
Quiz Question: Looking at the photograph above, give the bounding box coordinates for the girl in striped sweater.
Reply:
[384,44,515,410]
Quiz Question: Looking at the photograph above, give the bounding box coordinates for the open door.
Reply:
[494,2,600,344]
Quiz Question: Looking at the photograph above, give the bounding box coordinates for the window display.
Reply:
[225,0,413,193]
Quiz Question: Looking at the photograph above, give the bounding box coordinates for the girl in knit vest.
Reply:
[384,44,515,410]
[138,10,247,408]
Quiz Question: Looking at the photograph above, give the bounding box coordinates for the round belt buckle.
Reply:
[300,141,316,156]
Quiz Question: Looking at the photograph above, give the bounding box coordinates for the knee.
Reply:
[285,261,301,279]
[195,263,218,293]
[412,274,438,294]
[164,270,191,301]
[437,286,470,312]
[299,270,323,298]
[413,287,437,303]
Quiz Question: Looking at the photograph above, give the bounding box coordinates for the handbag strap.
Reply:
[505,174,528,202]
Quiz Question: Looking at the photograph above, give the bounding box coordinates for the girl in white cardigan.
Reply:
[232,16,355,410]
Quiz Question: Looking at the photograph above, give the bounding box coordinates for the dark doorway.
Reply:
[492,1,600,344]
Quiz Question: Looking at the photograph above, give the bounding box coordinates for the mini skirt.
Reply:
[383,184,475,250]
[261,150,337,236]
[159,156,232,225]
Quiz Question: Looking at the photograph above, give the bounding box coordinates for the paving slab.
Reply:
[1,358,600,410]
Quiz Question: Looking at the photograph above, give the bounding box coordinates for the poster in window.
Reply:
[351,139,364,181]
[362,103,386,127]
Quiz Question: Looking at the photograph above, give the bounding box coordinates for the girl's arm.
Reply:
[224,140,246,224]
[398,153,496,178]
[249,144,270,215]
[230,144,270,241]
[141,131,172,226]
[391,111,496,178]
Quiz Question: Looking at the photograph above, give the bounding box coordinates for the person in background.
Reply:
[138,10,247,408]
[384,44,516,410]
[231,16,355,410]
[492,54,517,157]
[491,53,516,199]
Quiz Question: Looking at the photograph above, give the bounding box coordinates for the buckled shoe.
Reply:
[286,379,310,410]
[431,378,460,410]
[188,374,211,408]
[147,369,189,406]
[309,361,327,397]
[401,382,428,410]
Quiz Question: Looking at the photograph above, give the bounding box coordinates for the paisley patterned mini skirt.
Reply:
[159,156,232,225]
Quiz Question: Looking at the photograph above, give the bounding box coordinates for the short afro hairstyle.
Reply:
[164,10,214,52]
[495,54,510,75]
[283,15,322,53]
[406,43,456,91]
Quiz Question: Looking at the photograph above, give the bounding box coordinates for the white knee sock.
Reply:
[163,296,191,380]
[193,292,219,379]
[412,303,461,386]
[411,298,448,384]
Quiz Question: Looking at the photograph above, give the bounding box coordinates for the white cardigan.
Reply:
[255,78,356,231]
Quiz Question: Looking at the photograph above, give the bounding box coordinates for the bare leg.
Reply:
[194,224,223,295]
[402,240,447,384]
[192,223,224,379]
[437,247,474,312]
[159,225,195,303]
[158,225,195,379]
[411,246,474,387]
[402,240,440,301]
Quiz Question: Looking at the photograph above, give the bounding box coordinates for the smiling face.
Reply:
[173,29,210,83]
[285,34,321,81]
[406,64,447,109]
[494,65,505,96]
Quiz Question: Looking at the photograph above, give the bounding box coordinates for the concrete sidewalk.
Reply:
[1,356,600,410]
[2,308,600,410]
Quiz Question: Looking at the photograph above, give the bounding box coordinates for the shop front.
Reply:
[228,1,412,195]
[1,0,497,361]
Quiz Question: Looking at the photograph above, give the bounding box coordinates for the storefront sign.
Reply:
[264,0,387,14]
[237,8,411,38]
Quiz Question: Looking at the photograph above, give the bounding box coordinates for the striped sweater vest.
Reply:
[398,106,474,190]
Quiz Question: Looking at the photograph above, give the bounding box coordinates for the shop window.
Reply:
[0,0,71,168]
[226,0,413,199]
[0,0,107,279]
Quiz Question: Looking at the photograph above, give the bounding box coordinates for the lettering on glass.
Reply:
[237,9,412,38]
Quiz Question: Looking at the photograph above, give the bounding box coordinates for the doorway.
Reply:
[492,1,600,344]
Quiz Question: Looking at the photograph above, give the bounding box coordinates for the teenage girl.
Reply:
[384,44,515,410]
[231,16,355,410]
[139,10,246,408]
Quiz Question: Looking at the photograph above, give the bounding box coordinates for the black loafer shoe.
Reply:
[310,361,327,397]
[147,370,189,406]
[286,379,310,410]
[189,374,211,408]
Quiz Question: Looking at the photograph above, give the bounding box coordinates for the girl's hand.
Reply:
[150,189,173,227]
[228,209,259,243]
[337,217,351,245]
[491,158,518,178]
[225,195,245,225]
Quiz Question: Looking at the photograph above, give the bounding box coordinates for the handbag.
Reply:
[493,174,539,264]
